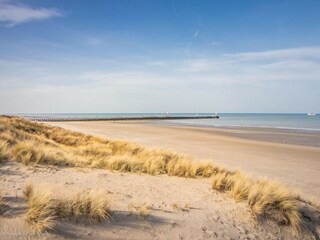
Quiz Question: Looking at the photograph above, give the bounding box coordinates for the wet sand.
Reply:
[49,121,320,199]
[152,121,320,147]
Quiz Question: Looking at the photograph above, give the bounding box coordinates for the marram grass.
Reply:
[211,172,304,232]
[1,116,319,234]
[0,116,215,177]
[26,185,56,232]
[24,184,111,232]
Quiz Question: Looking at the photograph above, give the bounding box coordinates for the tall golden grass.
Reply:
[24,184,111,232]
[55,190,111,223]
[0,116,215,177]
[1,116,319,233]
[211,171,304,231]
[26,185,56,232]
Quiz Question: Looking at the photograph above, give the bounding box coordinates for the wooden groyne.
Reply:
[25,115,219,122]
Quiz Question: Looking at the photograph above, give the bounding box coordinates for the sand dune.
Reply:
[49,121,320,199]
[0,161,310,240]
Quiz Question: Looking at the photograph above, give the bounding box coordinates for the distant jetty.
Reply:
[23,114,219,122]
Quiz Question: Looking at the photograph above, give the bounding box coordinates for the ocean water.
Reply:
[162,113,320,131]
[19,113,320,131]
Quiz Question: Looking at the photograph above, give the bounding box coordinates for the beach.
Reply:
[2,0,320,238]
[49,121,320,199]
[1,116,319,239]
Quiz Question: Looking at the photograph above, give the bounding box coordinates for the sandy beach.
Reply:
[1,117,319,239]
[49,121,320,200]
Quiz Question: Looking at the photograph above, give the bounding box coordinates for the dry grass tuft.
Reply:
[127,201,150,219]
[0,139,9,163]
[26,186,56,232]
[247,179,302,229]
[171,202,190,212]
[139,202,150,219]
[25,184,111,232]
[211,172,309,232]
[171,203,180,211]
[60,190,111,223]
[128,201,136,213]
[23,182,34,199]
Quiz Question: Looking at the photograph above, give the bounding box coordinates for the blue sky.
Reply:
[0,0,320,113]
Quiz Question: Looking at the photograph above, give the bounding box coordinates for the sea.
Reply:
[18,113,320,132]
[162,113,320,132]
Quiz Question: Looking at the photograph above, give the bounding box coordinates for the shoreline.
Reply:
[153,120,320,133]
[48,120,320,199]
[149,120,320,147]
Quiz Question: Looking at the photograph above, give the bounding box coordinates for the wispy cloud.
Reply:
[179,46,320,71]
[177,59,231,72]
[177,59,212,72]
[223,47,320,60]
[193,30,199,38]
[176,46,320,88]
[0,2,63,27]
[80,71,155,86]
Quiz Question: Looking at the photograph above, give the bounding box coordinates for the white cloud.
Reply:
[176,47,320,84]
[223,47,320,60]
[177,59,231,72]
[0,2,62,27]
[80,71,158,86]
[177,59,212,72]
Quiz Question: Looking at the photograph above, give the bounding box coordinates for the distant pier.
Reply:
[24,114,219,122]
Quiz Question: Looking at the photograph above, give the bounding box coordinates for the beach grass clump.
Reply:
[139,202,150,219]
[105,155,145,173]
[0,139,9,163]
[9,140,72,166]
[26,186,56,232]
[127,201,150,219]
[23,182,34,199]
[247,179,301,229]
[60,190,111,223]
[25,184,111,232]
[211,171,305,231]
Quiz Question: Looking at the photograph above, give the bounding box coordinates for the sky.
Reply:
[0,0,320,113]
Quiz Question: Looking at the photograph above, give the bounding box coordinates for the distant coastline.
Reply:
[8,112,320,132]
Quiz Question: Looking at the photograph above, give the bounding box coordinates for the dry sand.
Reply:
[0,161,303,240]
[49,121,320,200]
